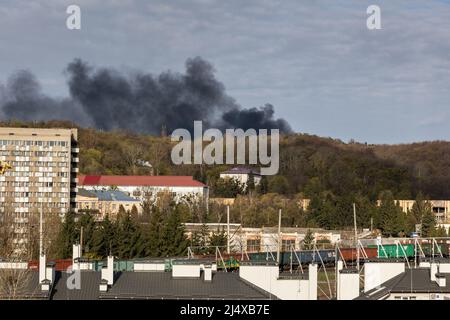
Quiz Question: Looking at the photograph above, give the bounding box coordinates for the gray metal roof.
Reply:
[51,271,102,300]
[78,188,139,202]
[357,268,450,300]
[99,272,271,300]
[26,270,273,300]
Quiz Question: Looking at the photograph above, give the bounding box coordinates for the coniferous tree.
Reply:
[209,227,227,248]
[378,191,403,237]
[421,208,436,237]
[303,229,315,250]
[91,215,115,258]
[247,172,255,194]
[145,207,165,257]
[161,205,188,257]
[55,213,77,259]
[257,176,269,195]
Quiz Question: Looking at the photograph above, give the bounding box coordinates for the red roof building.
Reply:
[78,175,208,203]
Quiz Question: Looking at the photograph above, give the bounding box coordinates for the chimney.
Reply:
[39,254,55,292]
[337,269,360,300]
[431,262,439,282]
[308,264,318,300]
[436,274,447,287]
[39,253,46,284]
[100,256,114,292]
[72,244,81,267]
[204,264,212,282]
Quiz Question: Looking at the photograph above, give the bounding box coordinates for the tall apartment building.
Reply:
[0,127,79,221]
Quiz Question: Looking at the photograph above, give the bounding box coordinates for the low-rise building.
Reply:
[184,223,342,253]
[76,189,141,220]
[79,175,208,204]
[357,259,450,300]
[219,167,261,186]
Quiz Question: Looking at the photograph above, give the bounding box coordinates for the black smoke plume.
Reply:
[0,57,292,134]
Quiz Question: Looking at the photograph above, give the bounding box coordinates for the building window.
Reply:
[282,239,296,251]
[247,239,261,252]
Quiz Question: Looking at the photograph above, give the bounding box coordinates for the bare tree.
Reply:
[0,202,32,299]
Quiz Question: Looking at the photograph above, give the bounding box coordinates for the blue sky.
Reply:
[1,0,450,143]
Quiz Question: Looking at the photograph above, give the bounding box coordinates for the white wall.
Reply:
[172,264,201,278]
[338,272,360,300]
[239,264,317,300]
[134,262,165,272]
[364,262,405,292]
[0,262,28,269]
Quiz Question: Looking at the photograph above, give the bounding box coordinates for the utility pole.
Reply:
[353,203,359,271]
[277,209,282,264]
[39,206,43,256]
[80,226,84,257]
[227,206,230,255]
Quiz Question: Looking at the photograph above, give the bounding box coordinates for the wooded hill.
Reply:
[2,120,450,200]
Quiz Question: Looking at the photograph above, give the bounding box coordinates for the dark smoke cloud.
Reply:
[0,57,292,134]
[221,104,291,133]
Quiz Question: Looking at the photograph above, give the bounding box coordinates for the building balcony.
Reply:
[71,167,79,173]
[71,147,80,153]
[72,157,79,163]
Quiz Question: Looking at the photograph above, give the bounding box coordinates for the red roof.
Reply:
[78,175,207,187]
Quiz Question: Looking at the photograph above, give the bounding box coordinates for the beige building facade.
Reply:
[0,127,79,222]
[76,189,141,220]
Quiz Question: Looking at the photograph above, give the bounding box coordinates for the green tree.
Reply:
[421,209,436,237]
[247,173,255,194]
[268,176,290,194]
[145,207,165,257]
[303,229,314,250]
[161,205,188,257]
[91,215,115,258]
[377,191,404,237]
[115,213,144,259]
[213,178,244,198]
[55,213,77,259]
[257,176,269,195]
[209,227,227,248]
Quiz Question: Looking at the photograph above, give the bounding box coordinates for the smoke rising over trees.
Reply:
[0,57,292,134]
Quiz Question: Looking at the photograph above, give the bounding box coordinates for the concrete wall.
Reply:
[0,262,28,269]
[172,264,201,278]
[338,272,360,300]
[239,264,317,300]
[134,262,165,272]
[364,262,405,292]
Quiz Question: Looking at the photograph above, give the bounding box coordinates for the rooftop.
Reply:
[78,189,139,202]
[357,268,450,300]
[49,270,272,300]
[79,175,207,188]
